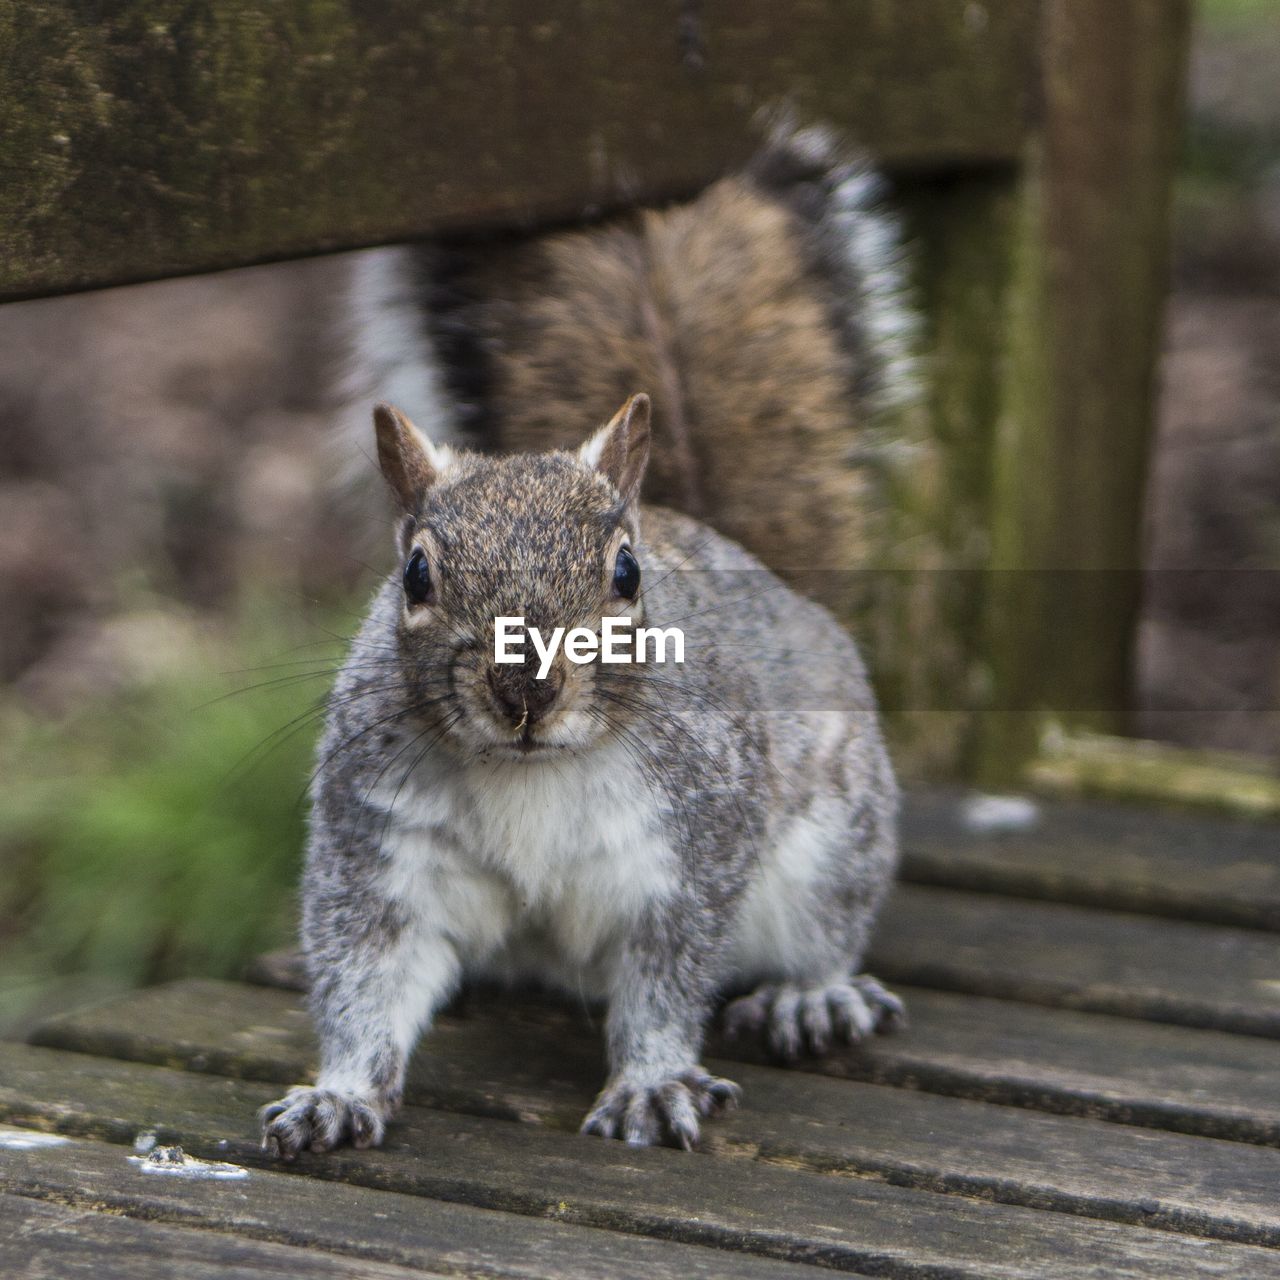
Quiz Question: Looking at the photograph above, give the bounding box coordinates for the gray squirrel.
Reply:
[261,125,911,1157]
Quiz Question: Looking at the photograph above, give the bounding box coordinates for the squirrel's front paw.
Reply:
[580,1068,741,1150]
[259,1085,385,1161]
[724,974,906,1062]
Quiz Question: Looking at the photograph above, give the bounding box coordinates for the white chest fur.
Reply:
[373,739,678,987]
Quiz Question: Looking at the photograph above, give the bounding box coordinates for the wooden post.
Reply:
[975,0,1192,783]
[871,172,1021,778]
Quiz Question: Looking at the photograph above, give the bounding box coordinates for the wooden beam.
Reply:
[0,1,1038,301]
[976,0,1192,781]
[873,172,1022,776]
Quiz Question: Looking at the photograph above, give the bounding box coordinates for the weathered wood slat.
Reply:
[0,1188,442,1280]
[901,789,1280,929]
[26,979,1280,1235]
[4,1048,1279,1279]
[33,978,1280,1145]
[0,1125,825,1280]
[0,1,1037,302]
[870,883,1280,1036]
[15,998,1280,1253]
[768,986,1280,1144]
[726,1073,1280,1249]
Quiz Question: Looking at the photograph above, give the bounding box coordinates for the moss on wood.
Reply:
[0,1,1038,300]
[870,172,1020,776]
[1030,726,1280,818]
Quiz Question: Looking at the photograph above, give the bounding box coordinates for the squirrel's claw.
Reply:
[258,1085,385,1160]
[580,1068,740,1150]
[724,975,906,1062]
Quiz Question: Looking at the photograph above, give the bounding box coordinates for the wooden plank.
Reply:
[20,967,1280,1239]
[976,0,1192,778]
[33,980,1280,1145]
[724,1073,1280,1249]
[0,1,1037,302]
[0,1126,825,1280]
[16,995,1280,1252]
[870,884,1280,1037]
[770,987,1280,1145]
[4,1051,1279,1279]
[901,789,1280,930]
[0,1189,441,1280]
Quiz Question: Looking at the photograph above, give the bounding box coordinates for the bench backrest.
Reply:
[0,0,1191,781]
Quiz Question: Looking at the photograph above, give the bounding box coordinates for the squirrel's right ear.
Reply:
[579,393,651,507]
[373,403,451,513]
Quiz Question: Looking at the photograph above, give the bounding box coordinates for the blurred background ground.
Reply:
[1139,0,1280,757]
[0,256,361,1028]
[0,0,1276,1026]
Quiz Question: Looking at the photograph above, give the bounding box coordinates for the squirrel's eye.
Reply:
[612,545,640,600]
[403,547,434,605]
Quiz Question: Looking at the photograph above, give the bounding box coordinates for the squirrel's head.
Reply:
[373,393,651,760]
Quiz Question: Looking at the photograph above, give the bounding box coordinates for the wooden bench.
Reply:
[4,789,1280,1277]
[6,8,1237,1277]
[3,0,1192,781]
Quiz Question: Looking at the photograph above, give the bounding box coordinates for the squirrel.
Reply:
[333,121,915,587]
[260,124,911,1158]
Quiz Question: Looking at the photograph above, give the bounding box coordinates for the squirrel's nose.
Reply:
[488,665,564,727]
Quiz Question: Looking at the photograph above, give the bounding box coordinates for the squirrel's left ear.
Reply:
[579,393,651,507]
[373,402,452,513]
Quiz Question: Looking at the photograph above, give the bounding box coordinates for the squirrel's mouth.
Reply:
[469,673,592,757]
[500,722,581,758]
[495,739,557,761]
[511,726,564,755]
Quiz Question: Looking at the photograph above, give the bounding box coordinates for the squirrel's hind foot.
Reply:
[259,1085,386,1161]
[723,975,906,1062]
[580,1068,741,1150]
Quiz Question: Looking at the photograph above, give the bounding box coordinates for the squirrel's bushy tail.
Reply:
[337,121,917,574]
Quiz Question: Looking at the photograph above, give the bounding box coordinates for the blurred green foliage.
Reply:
[1197,0,1276,28]
[0,608,361,1028]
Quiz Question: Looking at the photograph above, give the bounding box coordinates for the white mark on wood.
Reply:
[0,1128,71,1150]
[961,793,1041,834]
[128,1144,249,1180]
